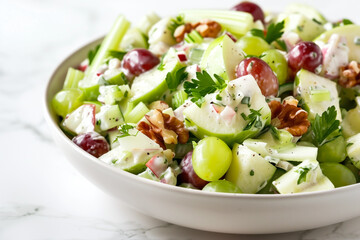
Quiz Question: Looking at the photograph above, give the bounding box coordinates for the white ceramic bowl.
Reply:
[44,38,360,234]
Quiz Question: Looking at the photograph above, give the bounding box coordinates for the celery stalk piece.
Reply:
[180,10,254,36]
[172,90,188,109]
[125,102,150,123]
[63,68,84,89]
[79,15,131,89]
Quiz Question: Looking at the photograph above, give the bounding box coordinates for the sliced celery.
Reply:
[189,48,204,64]
[184,30,203,44]
[125,102,150,123]
[172,90,188,109]
[63,68,84,89]
[180,10,253,36]
[79,15,130,89]
[137,12,161,35]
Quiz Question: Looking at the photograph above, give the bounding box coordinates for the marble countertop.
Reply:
[1,0,360,239]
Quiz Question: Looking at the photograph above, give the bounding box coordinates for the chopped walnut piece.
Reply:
[268,100,310,137]
[148,101,169,111]
[137,109,189,149]
[195,19,222,38]
[174,23,193,43]
[173,19,222,42]
[339,61,360,88]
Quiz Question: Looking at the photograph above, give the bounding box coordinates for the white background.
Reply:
[1,0,360,239]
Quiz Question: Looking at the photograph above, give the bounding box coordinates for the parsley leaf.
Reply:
[311,106,341,147]
[88,44,100,65]
[168,15,185,34]
[113,124,138,143]
[250,20,285,45]
[184,71,227,107]
[241,108,263,130]
[333,19,354,28]
[166,67,188,92]
[296,167,311,185]
[108,50,127,60]
[157,54,166,70]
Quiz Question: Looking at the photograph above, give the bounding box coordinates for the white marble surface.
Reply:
[1,0,360,239]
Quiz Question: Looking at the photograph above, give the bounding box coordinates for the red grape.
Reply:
[178,151,208,189]
[122,49,160,76]
[72,132,109,158]
[231,1,265,24]
[236,57,279,97]
[288,41,323,74]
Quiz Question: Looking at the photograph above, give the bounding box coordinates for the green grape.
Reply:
[320,162,356,188]
[317,135,346,163]
[202,180,242,193]
[257,168,286,194]
[192,137,232,181]
[260,49,288,85]
[236,35,271,57]
[343,158,360,182]
[52,89,84,118]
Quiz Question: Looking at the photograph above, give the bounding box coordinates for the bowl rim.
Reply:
[43,36,360,200]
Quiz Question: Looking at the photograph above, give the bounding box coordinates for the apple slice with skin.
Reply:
[315,25,360,62]
[62,104,96,135]
[200,34,245,81]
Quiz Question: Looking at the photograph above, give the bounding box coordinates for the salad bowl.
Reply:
[44,37,360,234]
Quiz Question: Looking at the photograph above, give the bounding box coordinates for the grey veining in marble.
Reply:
[1,0,360,239]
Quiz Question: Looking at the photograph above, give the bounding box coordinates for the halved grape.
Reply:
[261,49,288,85]
[192,137,232,181]
[288,41,323,74]
[52,89,84,118]
[320,162,356,188]
[178,151,208,189]
[122,49,160,76]
[317,135,346,163]
[237,36,271,56]
[236,57,279,96]
[72,132,109,158]
[202,180,242,193]
[231,1,265,23]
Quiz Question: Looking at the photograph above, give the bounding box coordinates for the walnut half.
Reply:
[339,61,360,88]
[137,109,189,149]
[268,99,310,137]
[173,19,222,43]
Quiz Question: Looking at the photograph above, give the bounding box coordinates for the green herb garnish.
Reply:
[113,124,138,142]
[296,167,311,185]
[165,67,188,92]
[251,20,285,45]
[108,50,127,60]
[184,70,227,107]
[88,44,100,65]
[241,108,263,130]
[311,106,341,147]
[168,15,185,34]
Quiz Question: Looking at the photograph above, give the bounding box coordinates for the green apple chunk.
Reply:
[225,144,276,194]
[183,75,271,146]
[284,3,327,24]
[130,48,184,106]
[200,35,245,81]
[243,130,318,162]
[273,160,334,194]
[281,13,325,41]
[315,25,360,62]
[346,133,360,169]
[294,69,341,121]
[342,97,360,138]
[99,128,163,174]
